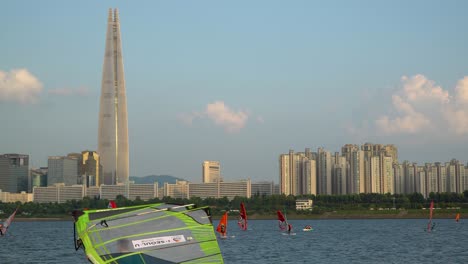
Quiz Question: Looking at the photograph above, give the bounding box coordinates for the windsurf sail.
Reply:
[108,200,117,209]
[216,212,228,238]
[238,202,247,231]
[277,210,287,231]
[456,213,460,223]
[73,203,223,263]
[427,200,434,232]
[0,208,18,236]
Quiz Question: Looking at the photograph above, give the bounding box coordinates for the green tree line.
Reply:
[1,191,468,218]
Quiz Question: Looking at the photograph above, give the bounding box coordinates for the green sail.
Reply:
[73,203,224,264]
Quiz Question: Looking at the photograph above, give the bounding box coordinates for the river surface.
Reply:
[1,219,467,263]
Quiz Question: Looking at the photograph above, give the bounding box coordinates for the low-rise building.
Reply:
[296,199,313,210]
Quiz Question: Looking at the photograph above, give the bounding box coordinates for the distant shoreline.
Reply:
[13,212,463,222]
[15,217,71,222]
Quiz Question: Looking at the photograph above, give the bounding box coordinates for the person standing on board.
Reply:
[220,224,227,237]
[287,224,292,234]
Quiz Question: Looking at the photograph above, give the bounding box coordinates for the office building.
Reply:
[202,161,221,183]
[0,154,29,193]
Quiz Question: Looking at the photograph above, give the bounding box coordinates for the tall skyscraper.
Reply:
[98,8,129,185]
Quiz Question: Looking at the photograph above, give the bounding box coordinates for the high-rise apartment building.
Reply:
[202,161,221,183]
[0,154,29,193]
[342,144,365,194]
[279,149,316,196]
[98,8,129,185]
[317,148,332,195]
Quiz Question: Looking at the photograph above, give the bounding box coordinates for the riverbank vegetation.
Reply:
[1,191,467,220]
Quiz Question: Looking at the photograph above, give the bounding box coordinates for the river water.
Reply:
[1,219,466,263]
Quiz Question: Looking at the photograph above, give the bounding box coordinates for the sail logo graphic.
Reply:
[132,235,186,249]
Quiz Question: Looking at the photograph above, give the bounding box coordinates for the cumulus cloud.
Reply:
[179,101,249,133]
[48,86,89,96]
[376,74,468,135]
[0,68,43,104]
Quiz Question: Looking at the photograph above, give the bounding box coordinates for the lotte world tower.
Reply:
[97,8,129,185]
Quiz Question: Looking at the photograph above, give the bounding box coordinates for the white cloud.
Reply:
[455,76,468,104]
[48,86,89,96]
[205,101,249,132]
[375,74,468,135]
[0,68,43,104]
[179,101,250,133]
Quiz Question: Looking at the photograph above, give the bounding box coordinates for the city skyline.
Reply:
[1,1,468,183]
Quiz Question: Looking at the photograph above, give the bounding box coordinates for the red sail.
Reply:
[217,212,228,236]
[277,210,287,230]
[108,200,117,208]
[427,200,434,232]
[0,208,18,236]
[238,202,248,231]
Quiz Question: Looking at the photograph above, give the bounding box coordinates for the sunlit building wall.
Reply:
[370,156,381,193]
[219,180,251,200]
[332,156,347,195]
[382,156,394,194]
[342,145,365,194]
[100,184,126,200]
[189,182,218,199]
[458,164,466,193]
[0,191,33,203]
[85,186,100,198]
[202,161,221,183]
[304,159,317,195]
[417,170,428,198]
[435,163,447,192]
[33,184,84,203]
[164,180,189,199]
[317,148,332,195]
[58,185,86,203]
[393,163,404,194]
[81,151,101,187]
[128,183,158,200]
[279,153,291,195]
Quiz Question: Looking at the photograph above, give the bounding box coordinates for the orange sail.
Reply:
[456,213,460,223]
[216,212,228,237]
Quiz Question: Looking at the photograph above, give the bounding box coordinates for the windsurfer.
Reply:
[238,216,245,229]
[220,224,226,236]
[287,224,292,234]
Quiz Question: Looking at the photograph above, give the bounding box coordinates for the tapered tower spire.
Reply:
[98,8,129,185]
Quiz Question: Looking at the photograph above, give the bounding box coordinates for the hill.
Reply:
[129,175,184,186]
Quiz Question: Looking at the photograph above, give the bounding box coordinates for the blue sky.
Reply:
[1,1,468,183]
